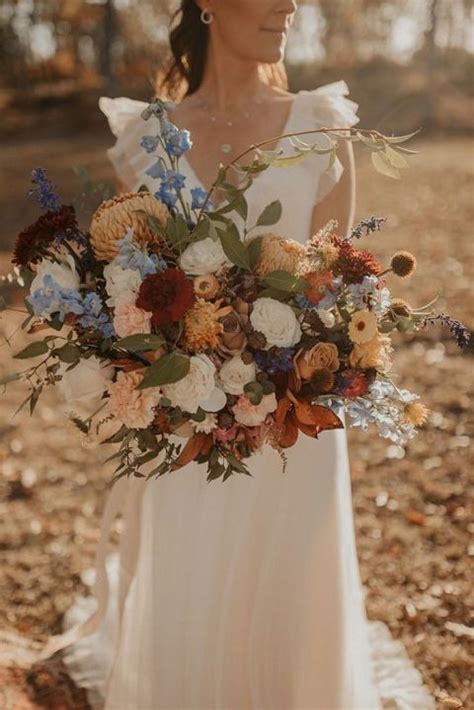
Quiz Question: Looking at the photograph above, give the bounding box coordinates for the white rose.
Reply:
[179,237,230,275]
[218,355,256,395]
[60,356,114,412]
[30,255,80,294]
[316,308,336,328]
[103,263,142,307]
[162,354,225,414]
[250,297,302,349]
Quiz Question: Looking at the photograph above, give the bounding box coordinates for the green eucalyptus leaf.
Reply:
[383,145,409,169]
[116,333,164,352]
[263,271,308,293]
[384,129,421,144]
[270,153,307,168]
[256,200,282,227]
[53,343,80,364]
[138,352,190,389]
[217,226,250,271]
[13,340,49,359]
[0,372,21,386]
[247,236,263,271]
[371,151,401,179]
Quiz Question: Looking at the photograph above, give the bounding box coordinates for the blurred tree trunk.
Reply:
[99,0,119,94]
[424,0,440,127]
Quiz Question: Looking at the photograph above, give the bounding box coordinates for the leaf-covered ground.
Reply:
[0,137,472,708]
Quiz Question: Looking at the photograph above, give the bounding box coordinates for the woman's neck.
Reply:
[195,37,271,111]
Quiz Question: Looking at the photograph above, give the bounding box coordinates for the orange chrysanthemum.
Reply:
[184,299,231,352]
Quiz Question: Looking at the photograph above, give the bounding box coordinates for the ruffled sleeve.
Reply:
[99,96,157,191]
[298,81,359,205]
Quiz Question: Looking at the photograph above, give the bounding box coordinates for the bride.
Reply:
[41,1,435,708]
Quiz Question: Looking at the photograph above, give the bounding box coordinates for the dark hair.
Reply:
[156,0,288,101]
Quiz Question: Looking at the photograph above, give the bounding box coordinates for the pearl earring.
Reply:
[200,8,214,24]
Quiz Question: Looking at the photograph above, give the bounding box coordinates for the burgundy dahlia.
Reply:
[12,205,78,268]
[136,268,195,328]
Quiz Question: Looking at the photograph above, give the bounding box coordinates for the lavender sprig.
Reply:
[420,313,470,350]
[28,168,61,211]
[350,216,386,240]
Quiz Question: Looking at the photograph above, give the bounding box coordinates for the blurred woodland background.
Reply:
[0,1,473,708]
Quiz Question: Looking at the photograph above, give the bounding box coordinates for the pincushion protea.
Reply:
[89,192,169,261]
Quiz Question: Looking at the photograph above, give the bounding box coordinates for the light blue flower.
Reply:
[161,118,192,158]
[348,275,391,315]
[190,186,210,210]
[77,292,115,337]
[140,135,161,154]
[27,274,83,321]
[145,160,167,180]
[155,185,178,208]
[113,230,166,277]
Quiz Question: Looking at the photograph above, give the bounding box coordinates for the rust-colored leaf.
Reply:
[199,433,214,457]
[294,399,343,434]
[275,395,292,429]
[171,433,208,471]
[279,410,299,448]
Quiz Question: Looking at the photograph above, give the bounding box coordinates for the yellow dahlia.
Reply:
[184,299,231,352]
[253,233,305,276]
[348,310,378,344]
[89,192,168,261]
[349,333,393,372]
[403,402,430,427]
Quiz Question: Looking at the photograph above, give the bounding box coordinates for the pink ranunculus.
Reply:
[113,300,152,338]
[214,423,238,443]
[108,370,160,429]
[232,393,277,427]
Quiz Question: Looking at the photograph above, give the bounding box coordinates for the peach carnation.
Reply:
[113,300,152,338]
[232,393,277,427]
[108,370,160,429]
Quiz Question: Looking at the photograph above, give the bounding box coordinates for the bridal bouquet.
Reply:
[2,99,469,481]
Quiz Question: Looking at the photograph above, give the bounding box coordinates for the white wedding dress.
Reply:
[40,82,435,710]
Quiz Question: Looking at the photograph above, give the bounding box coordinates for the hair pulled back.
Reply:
[157,0,288,101]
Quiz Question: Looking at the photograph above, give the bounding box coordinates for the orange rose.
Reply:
[295,342,340,381]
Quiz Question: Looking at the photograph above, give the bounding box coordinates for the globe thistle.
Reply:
[389,298,412,318]
[310,368,335,394]
[390,251,417,278]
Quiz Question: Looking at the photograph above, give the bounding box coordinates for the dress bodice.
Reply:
[99,81,359,243]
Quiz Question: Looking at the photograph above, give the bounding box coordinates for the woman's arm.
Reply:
[309,138,356,239]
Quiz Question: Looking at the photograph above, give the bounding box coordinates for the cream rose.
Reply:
[179,237,231,275]
[218,355,256,395]
[250,297,302,349]
[30,255,80,294]
[60,356,114,411]
[113,300,152,338]
[162,354,226,414]
[108,370,161,429]
[103,263,142,307]
[295,342,340,381]
[232,393,278,427]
